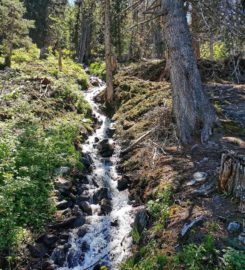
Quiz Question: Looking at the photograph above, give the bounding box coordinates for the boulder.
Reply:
[100,199,112,214]
[134,209,149,234]
[55,167,70,176]
[42,260,56,270]
[79,201,92,215]
[227,222,241,234]
[72,215,86,228]
[98,139,115,157]
[117,177,129,191]
[54,177,73,193]
[28,243,47,258]
[50,214,84,230]
[76,195,90,204]
[42,234,58,247]
[93,188,110,204]
[81,241,90,252]
[90,77,101,87]
[77,225,90,238]
[56,200,71,210]
[106,127,116,138]
[52,246,67,266]
[81,153,93,172]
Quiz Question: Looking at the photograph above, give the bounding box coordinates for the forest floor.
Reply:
[113,60,245,269]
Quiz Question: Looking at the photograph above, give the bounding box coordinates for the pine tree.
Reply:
[24,0,49,48]
[0,0,34,67]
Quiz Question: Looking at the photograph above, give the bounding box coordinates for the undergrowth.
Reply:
[0,46,91,263]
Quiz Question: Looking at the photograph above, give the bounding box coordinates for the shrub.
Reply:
[89,60,106,80]
[12,44,39,63]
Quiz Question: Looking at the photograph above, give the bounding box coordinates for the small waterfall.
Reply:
[54,77,135,270]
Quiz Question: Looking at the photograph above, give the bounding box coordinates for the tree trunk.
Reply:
[161,0,217,144]
[104,0,114,104]
[219,153,245,213]
[4,43,13,68]
[58,47,62,72]
[209,33,214,61]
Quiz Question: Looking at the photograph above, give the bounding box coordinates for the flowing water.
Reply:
[56,77,135,270]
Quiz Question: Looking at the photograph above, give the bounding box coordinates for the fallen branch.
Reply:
[121,127,156,155]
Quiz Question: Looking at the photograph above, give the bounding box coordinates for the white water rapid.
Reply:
[56,77,135,270]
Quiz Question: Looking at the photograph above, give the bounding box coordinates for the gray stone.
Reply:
[55,167,70,176]
[77,225,90,237]
[93,187,110,204]
[54,177,73,192]
[193,172,208,182]
[180,216,206,238]
[227,222,241,234]
[98,139,115,157]
[134,209,149,234]
[79,201,92,215]
[100,199,112,214]
[28,243,47,258]
[56,200,70,210]
[117,177,129,191]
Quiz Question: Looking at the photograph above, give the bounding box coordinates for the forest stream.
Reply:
[52,77,136,270]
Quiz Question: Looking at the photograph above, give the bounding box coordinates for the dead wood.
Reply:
[219,152,245,213]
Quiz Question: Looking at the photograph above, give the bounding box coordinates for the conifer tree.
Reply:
[0,0,34,67]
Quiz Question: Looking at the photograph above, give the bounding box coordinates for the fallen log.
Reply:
[219,152,245,213]
[121,127,156,155]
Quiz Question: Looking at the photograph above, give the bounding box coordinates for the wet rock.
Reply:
[180,216,206,238]
[79,201,92,215]
[42,234,58,247]
[60,232,70,241]
[54,177,73,193]
[50,216,86,229]
[98,139,115,157]
[238,232,245,246]
[67,248,79,268]
[117,177,129,191]
[77,195,90,204]
[227,222,241,234]
[56,200,71,210]
[28,243,47,258]
[77,225,90,237]
[90,77,101,86]
[111,219,119,227]
[55,167,70,176]
[52,246,67,266]
[134,209,149,234]
[42,259,56,270]
[72,215,86,228]
[64,243,72,251]
[106,127,116,138]
[81,241,90,252]
[193,172,208,182]
[100,199,112,214]
[93,187,110,204]
[94,137,99,143]
[81,153,93,172]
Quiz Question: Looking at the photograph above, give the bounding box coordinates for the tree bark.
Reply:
[104,0,114,104]
[161,0,217,144]
[4,43,13,68]
[219,153,245,213]
[58,46,62,72]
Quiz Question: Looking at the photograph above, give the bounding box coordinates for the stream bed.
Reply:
[53,78,135,270]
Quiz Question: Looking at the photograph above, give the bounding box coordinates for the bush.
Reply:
[89,60,106,80]
[223,247,245,270]
[12,44,39,63]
